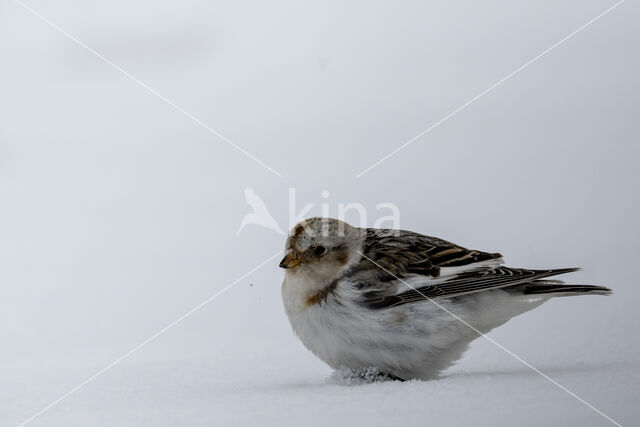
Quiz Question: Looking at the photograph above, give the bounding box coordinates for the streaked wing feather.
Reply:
[349,228,579,309]
[366,267,579,309]
[356,228,503,278]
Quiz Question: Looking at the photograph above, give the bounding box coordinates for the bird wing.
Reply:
[354,228,504,279]
[346,228,577,309]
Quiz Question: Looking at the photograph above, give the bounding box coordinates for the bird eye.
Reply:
[314,246,326,255]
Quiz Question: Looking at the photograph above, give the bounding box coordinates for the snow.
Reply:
[2,274,638,426]
[3,347,639,426]
[1,0,639,425]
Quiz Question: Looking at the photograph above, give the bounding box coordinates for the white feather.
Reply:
[282,270,546,380]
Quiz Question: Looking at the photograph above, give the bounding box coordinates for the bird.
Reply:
[236,187,284,236]
[279,217,611,381]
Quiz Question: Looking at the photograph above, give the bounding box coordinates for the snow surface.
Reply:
[1,0,639,426]
[3,323,639,426]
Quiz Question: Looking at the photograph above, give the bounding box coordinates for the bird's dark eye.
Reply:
[314,246,326,255]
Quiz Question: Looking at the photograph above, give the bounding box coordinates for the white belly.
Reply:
[282,275,546,380]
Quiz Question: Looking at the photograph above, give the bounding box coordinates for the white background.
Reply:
[1,0,638,425]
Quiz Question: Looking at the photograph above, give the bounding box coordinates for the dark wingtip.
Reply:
[523,284,612,296]
[547,267,581,274]
[600,286,613,295]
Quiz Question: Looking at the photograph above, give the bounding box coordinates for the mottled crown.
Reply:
[287,217,352,252]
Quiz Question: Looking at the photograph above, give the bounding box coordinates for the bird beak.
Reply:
[279,250,302,269]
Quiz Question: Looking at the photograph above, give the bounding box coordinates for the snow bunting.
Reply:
[280,217,611,380]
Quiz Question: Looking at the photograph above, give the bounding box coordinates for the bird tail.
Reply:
[519,279,612,297]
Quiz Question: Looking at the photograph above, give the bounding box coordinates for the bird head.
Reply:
[279,217,364,284]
